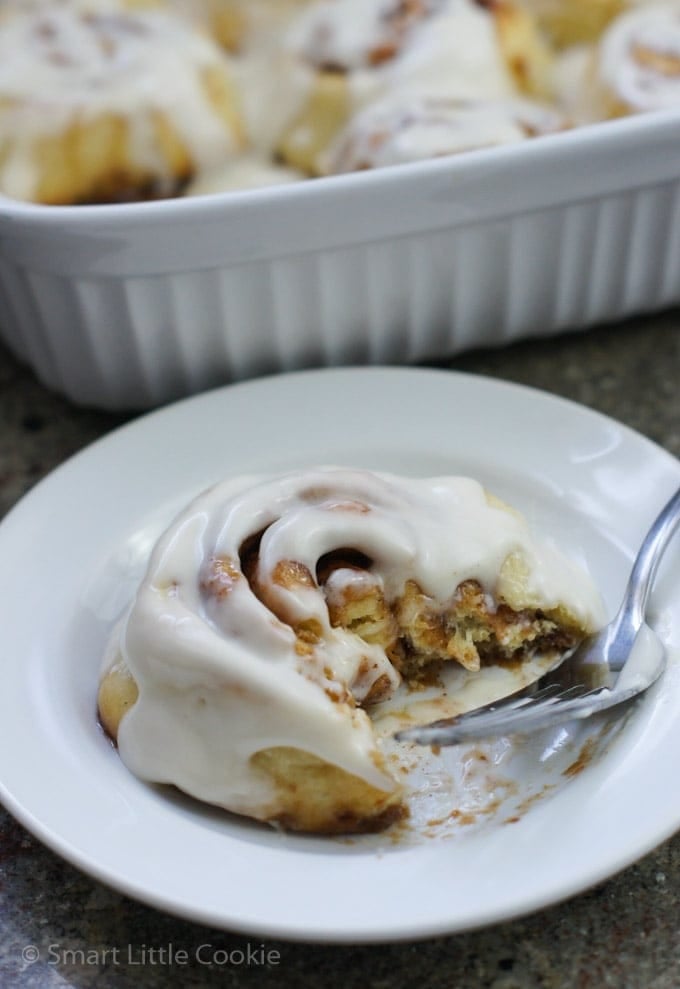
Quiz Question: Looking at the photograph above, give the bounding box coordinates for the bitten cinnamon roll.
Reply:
[0,1,245,203]
[277,0,553,174]
[322,91,567,172]
[555,2,680,122]
[98,467,604,835]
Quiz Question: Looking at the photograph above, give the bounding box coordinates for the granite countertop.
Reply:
[0,313,679,989]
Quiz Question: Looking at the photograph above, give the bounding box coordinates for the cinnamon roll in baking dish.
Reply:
[276,0,555,175]
[0,1,245,204]
[322,91,567,172]
[555,2,680,123]
[98,468,604,834]
[2,0,678,204]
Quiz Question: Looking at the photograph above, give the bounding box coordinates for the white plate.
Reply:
[1,367,679,943]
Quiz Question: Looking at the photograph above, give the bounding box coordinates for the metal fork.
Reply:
[396,485,680,747]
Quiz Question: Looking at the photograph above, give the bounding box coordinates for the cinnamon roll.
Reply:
[277,0,553,175]
[323,91,567,172]
[0,1,245,203]
[98,467,604,834]
[555,2,680,122]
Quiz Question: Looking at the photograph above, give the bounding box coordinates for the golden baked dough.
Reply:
[275,72,353,175]
[0,2,245,204]
[250,748,404,834]
[98,655,139,741]
[518,0,625,48]
[178,0,249,51]
[196,0,316,51]
[493,0,556,99]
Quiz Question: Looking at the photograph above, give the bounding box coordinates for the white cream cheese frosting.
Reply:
[323,91,566,172]
[285,0,516,108]
[105,467,605,821]
[285,0,446,71]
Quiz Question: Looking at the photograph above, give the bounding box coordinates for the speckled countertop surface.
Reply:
[0,313,679,989]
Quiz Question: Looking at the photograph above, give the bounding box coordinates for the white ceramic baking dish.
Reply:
[1,108,679,410]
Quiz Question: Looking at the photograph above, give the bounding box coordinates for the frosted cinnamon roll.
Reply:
[98,467,604,834]
[596,2,680,113]
[277,0,553,174]
[0,2,245,203]
[323,91,567,171]
[555,2,680,122]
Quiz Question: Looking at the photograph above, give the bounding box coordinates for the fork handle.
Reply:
[615,484,680,639]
